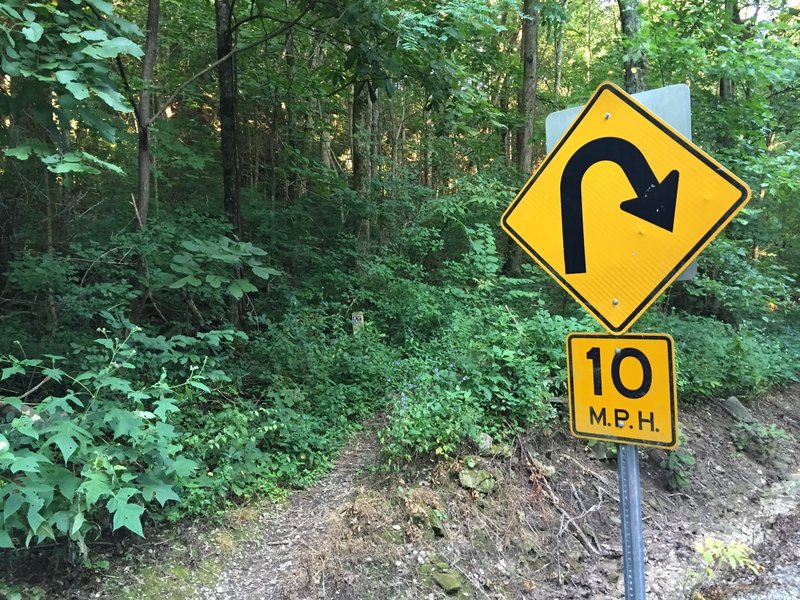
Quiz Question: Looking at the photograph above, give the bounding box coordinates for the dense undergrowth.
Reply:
[1,170,798,577]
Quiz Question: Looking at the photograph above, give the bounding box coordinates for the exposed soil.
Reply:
[13,386,800,600]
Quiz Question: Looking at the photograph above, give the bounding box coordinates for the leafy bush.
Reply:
[0,331,200,556]
[731,421,791,461]
[641,311,800,401]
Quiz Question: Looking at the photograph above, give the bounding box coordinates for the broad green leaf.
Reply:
[10,451,51,474]
[93,85,132,112]
[228,279,258,299]
[111,501,144,537]
[91,37,144,59]
[169,274,202,288]
[12,417,39,440]
[42,367,65,382]
[205,274,226,288]
[47,433,78,463]
[2,364,26,379]
[65,81,90,100]
[27,504,45,534]
[81,152,125,175]
[22,22,44,43]
[107,489,144,537]
[0,529,13,548]
[55,70,80,84]
[141,479,180,507]
[79,29,108,41]
[60,32,82,43]
[4,493,25,523]
[70,512,85,537]
[153,398,178,420]
[77,474,112,505]
[251,265,280,280]
[188,379,211,393]
[105,408,141,439]
[87,0,114,15]
[1,55,20,77]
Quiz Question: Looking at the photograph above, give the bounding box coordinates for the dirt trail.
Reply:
[194,425,382,600]
[98,386,800,600]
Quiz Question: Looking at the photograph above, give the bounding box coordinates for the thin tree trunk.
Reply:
[135,0,160,230]
[617,0,647,93]
[215,0,242,327]
[127,0,159,325]
[215,0,242,238]
[351,80,370,196]
[517,0,539,174]
[554,0,568,101]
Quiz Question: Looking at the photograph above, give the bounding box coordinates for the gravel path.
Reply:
[194,427,379,600]
[731,565,800,600]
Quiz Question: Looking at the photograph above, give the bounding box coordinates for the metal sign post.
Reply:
[618,443,646,599]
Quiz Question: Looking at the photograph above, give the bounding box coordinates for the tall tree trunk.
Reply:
[135,0,160,231]
[128,0,159,325]
[554,0,569,102]
[517,0,539,174]
[351,80,370,196]
[215,0,242,326]
[215,0,242,238]
[617,0,647,93]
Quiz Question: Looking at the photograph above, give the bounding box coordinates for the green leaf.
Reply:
[22,22,44,43]
[79,29,108,41]
[107,489,144,537]
[87,0,115,15]
[141,479,180,507]
[60,32,82,43]
[170,274,202,289]
[251,265,280,280]
[4,493,25,523]
[77,474,112,505]
[187,379,211,393]
[10,451,50,474]
[91,37,144,59]
[153,398,178,420]
[27,503,45,534]
[65,81,90,101]
[0,529,13,548]
[1,55,21,77]
[55,70,80,85]
[47,433,78,463]
[228,279,258,299]
[2,364,25,380]
[93,85,132,112]
[70,512,85,537]
[205,274,226,289]
[42,367,65,382]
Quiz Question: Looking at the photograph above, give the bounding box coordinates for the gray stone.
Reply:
[459,468,496,493]
[432,570,462,595]
[722,396,756,422]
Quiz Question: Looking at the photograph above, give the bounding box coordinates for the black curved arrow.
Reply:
[561,137,679,274]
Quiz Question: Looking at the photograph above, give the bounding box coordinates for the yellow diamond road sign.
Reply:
[567,333,678,449]
[501,82,751,333]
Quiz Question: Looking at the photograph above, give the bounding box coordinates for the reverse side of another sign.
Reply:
[567,333,677,449]
[501,81,751,333]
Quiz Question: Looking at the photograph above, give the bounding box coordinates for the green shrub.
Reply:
[0,331,199,557]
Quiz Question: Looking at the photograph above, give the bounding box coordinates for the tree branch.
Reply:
[148,4,313,126]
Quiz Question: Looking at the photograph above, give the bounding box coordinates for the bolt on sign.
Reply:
[501,81,751,334]
[566,333,677,449]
